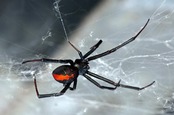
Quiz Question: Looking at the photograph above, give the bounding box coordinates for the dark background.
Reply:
[0,0,102,59]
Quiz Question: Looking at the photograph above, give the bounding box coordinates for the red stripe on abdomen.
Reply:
[53,74,74,81]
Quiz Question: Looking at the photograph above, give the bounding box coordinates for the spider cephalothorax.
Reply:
[74,59,90,75]
[22,19,155,99]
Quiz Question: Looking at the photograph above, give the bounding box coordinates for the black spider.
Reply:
[22,19,155,98]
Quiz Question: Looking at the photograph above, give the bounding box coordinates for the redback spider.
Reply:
[22,19,155,98]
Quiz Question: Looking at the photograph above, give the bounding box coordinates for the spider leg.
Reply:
[87,19,150,61]
[68,40,83,59]
[69,79,77,90]
[87,71,155,90]
[119,81,155,90]
[87,71,117,86]
[34,76,71,98]
[83,74,120,90]
[22,58,73,65]
[83,40,103,59]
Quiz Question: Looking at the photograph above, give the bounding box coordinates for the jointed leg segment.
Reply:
[22,58,73,65]
[34,76,71,98]
[68,41,83,59]
[87,19,150,61]
[83,40,103,59]
[85,71,155,91]
[68,40,103,59]
[83,74,120,90]
[69,79,77,90]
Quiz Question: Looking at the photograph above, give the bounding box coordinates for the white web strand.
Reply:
[54,0,69,41]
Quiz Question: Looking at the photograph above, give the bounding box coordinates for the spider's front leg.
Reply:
[83,40,103,59]
[87,19,150,61]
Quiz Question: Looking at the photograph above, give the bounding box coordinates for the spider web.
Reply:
[0,0,174,115]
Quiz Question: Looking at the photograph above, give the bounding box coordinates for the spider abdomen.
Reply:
[52,65,78,84]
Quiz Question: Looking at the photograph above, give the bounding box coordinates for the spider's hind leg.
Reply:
[83,74,119,90]
[119,81,155,90]
[86,71,155,91]
[34,76,71,98]
[69,79,77,90]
